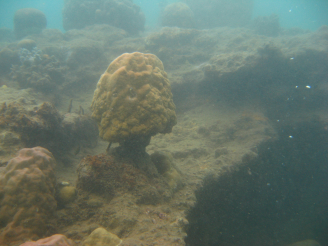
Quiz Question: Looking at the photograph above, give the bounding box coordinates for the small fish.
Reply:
[68,99,73,113]
[106,142,112,152]
[79,105,84,115]
[74,144,81,155]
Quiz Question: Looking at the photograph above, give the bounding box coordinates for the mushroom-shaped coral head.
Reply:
[91,52,177,150]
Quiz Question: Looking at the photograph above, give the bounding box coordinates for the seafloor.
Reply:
[0,24,328,246]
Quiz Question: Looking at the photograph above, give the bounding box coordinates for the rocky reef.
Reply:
[0,99,98,164]
[0,9,327,246]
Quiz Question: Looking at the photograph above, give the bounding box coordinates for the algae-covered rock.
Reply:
[77,153,150,196]
[56,185,77,206]
[82,227,122,246]
[150,151,183,190]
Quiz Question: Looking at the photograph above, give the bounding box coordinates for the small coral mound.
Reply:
[0,147,57,245]
[91,52,177,149]
[20,234,76,246]
[14,8,47,39]
[82,227,121,246]
[161,2,195,29]
[56,185,77,206]
[18,39,37,50]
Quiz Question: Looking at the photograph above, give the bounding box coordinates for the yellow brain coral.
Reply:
[91,52,177,144]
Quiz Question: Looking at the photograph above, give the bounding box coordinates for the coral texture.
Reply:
[20,234,76,246]
[11,47,66,92]
[14,8,47,39]
[91,52,177,145]
[0,147,57,245]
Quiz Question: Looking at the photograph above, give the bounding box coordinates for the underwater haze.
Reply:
[0,0,328,30]
[0,0,328,245]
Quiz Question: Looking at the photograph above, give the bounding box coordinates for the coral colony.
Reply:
[19,47,42,64]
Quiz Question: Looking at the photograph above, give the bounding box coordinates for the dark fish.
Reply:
[74,144,80,155]
[68,99,73,113]
[79,105,84,115]
[106,142,112,153]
